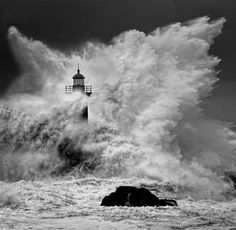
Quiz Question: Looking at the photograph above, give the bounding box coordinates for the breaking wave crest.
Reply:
[1,17,236,199]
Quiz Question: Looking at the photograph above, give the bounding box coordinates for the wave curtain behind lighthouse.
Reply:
[0,17,236,200]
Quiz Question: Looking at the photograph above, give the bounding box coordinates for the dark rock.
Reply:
[101,186,178,207]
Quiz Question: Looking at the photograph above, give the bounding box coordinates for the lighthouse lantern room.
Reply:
[65,64,92,96]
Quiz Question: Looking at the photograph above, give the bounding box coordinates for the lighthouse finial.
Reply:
[77,62,80,73]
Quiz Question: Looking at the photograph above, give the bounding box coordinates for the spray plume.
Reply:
[1,17,236,199]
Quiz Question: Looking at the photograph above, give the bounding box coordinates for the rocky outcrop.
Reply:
[101,186,177,207]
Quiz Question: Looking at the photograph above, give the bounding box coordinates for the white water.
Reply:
[1,178,236,229]
[0,17,236,229]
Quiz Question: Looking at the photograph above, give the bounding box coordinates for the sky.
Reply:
[0,0,236,121]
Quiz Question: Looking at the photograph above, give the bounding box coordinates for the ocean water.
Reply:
[1,17,236,229]
[1,178,236,230]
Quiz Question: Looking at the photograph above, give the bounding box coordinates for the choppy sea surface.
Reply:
[1,177,236,230]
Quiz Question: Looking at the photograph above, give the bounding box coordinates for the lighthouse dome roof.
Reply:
[72,71,85,79]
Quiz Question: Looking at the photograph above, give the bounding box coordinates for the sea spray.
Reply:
[1,17,236,199]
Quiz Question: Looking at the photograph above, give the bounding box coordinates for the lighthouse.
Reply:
[65,64,92,120]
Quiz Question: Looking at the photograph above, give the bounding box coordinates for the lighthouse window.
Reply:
[79,79,84,85]
[73,78,84,85]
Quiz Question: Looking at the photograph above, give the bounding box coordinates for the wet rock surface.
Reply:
[101,186,178,207]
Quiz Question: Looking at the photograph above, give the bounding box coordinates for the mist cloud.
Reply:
[0,17,236,200]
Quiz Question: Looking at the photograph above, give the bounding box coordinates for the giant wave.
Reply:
[1,17,236,200]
